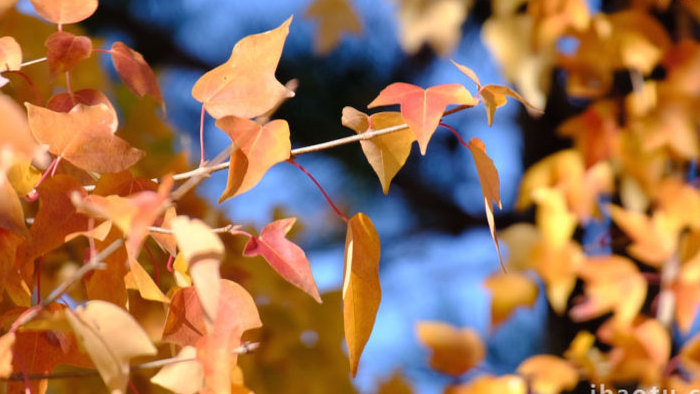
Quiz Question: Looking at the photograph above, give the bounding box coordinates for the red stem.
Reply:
[128,380,140,394]
[5,70,42,105]
[33,157,59,190]
[64,71,72,94]
[166,254,174,273]
[199,104,206,166]
[287,159,349,223]
[36,257,43,305]
[143,244,161,287]
[439,122,469,148]
[92,48,112,55]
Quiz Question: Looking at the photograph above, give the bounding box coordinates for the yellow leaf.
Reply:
[305,0,362,54]
[484,272,538,328]
[445,374,526,394]
[171,216,224,329]
[396,0,471,55]
[343,212,381,376]
[517,355,578,394]
[479,84,543,126]
[341,107,415,194]
[0,332,14,379]
[415,321,485,376]
[151,346,204,394]
[66,300,157,394]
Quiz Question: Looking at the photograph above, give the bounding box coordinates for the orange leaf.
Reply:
[243,217,321,303]
[367,82,477,155]
[26,103,144,173]
[110,42,163,104]
[216,116,290,201]
[608,204,676,266]
[171,216,224,328]
[570,255,647,325]
[162,285,207,347]
[484,272,538,328]
[343,212,381,376]
[445,374,526,394]
[192,17,295,119]
[0,333,13,379]
[45,31,92,75]
[467,137,504,269]
[0,94,38,165]
[416,321,485,376]
[0,36,21,85]
[305,0,362,54]
[0,175,26,236]
[28,0,98,24]
[516,355,578,394]
[341,107,415,194]
[65,300,157,393]
[46,89,118,131]
[450,60,481,90]
[27,175,88,260]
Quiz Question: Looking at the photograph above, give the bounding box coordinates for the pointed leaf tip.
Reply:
[343,212,381,376]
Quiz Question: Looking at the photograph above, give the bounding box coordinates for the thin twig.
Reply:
[147,223,239,234]
[2,342,260,381]
[20,57,47,67]
[656,252,679,329]
[9,239,123,333]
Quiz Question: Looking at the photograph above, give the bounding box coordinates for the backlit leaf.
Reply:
[171,216,224,327]
[65,300,157,394]
[242,217,321,303]
[484,272,538,328]
[45,31,92,75]
[416,321,485,376]
[445,374,526,394]
[192,17,295,119]
[305,0,361,54]
[0,93,38,165]
[368,82,477,155]
[396,0,470,55]
[479,84,543,127]
[151,346,204,394]
[26,103,144,173]
[341,106,415,194]
[569,255,647,325]
[110,42,163,104]
[216,116,290,201]
[343,212,381,376]
[467,137,504,269]
[0,175,26,236]
[0,36,21,75]
[28,0,98,24]
[516,355,578,394]
[0,333,13,379]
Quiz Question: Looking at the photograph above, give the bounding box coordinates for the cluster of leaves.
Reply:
[0,0,543,392]
[406,0,700,393]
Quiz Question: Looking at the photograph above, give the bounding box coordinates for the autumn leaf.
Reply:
[0,175,26,236]
[151,346,204,394]
[216,116,291,201]
[0,36,21,86]
[305,0,362,54]
[516,355,579,394]
[192,17,295,119]
[241,217,322,303]
[368,82,477,155]
[395,0,470,55]
[445,375,526,394]
[26,103,144,173]
[479,85,542,126]
[467,137,504,269]
[0,93,38,167]
[110,41,163,105]
[171,216,224,328]
[484,272,538,328]
[608,204,676,266]
[65,300,157,394]
[28,0,97,24]
[45,31,92,75]
[569,255,647,325]
[416,321,485,376]
[341,107,415,194]
[343,212,381,376]
[0,333,14,379]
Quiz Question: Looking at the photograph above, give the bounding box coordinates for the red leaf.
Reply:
[110,42,163,105]
[45,31,92,75]
[368,82,477,155]
[243,217,322,303]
